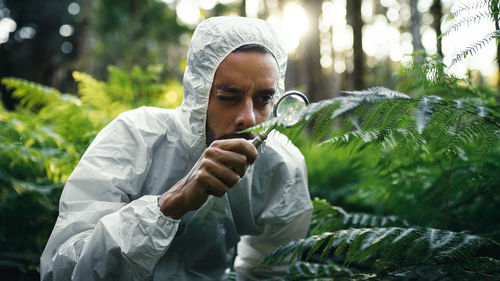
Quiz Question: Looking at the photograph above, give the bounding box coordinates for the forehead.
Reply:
[213,52,280,85]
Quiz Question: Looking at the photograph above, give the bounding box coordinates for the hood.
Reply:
[179,16,288,157]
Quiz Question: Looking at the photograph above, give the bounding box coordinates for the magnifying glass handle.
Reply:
[251,135,264,148]
[251,129,270,148]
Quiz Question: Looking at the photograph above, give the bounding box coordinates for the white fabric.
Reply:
[41,16,313,281]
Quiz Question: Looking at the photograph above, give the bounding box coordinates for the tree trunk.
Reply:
[431,0,443,57]
[347,0,365,90]
[240,0,246,17]
[301,0,328,101]
[75,0,97,75]
[259,0,269,19]
[410,0,423,52]
[492,0,500,93]
[496,19,500,93]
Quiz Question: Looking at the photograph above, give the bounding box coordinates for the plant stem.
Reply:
[445,159,452,229]
[444,114,463,229]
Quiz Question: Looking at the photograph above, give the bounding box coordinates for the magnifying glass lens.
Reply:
[253,90,308,148]
[276,93,308,127]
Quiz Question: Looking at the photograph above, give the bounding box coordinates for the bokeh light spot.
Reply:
[166,91,178,103]
[19,26,36,39]
[68,2,80,15]
[59,24,74,37]
[61,41,73,54]
[269,2,309,53]
[320,55,332,69]
[176,0,201,26]
[0,17,16,44]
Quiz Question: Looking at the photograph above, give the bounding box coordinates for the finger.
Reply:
[197,169,231,197]
[203,146,249,177]
[200,157,242,186]
[217,150,249,178]
[211,139,258,164]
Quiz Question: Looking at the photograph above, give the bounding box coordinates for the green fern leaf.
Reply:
[1,78,63,111]
[450,0,489,19]
[259,227,490,272]
[286,261,355,280]
[443,10,493,37]
[416,96,443,134]
[450,30,500,66]
[309,198,409,235]
[341,87,410,100]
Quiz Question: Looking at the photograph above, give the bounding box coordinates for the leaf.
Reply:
[416,96,443,134]
[260,227,491,272]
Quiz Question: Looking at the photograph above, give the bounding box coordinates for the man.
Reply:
[41,16,313,280]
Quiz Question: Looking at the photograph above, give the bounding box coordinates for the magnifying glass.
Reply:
[252,90,309,148]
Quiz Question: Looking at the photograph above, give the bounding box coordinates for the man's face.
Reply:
[206,51,280,144]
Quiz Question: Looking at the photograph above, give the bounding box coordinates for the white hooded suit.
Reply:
[41,16,313,280]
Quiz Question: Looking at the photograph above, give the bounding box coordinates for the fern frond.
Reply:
[422,98,500,163]
[249,87,413,144]
[1,78,64,111]
[461,257,500,277]
[450,0,489,18]
[319,127,424,156]
[259,227,488,272]
[318,103,418,156]
[73,71,111,110]
[416,96,443,134]
[450,30,500,66]
[1,76,98,149]
[310,102,339,141]
[309,198,409,235]
[287,261,387,280]
[341,87,410,99]
[443,10,493,37]
[287,261,355,280]
[344,95,496,155]
[251,86,499,170]
[441,0,500,69]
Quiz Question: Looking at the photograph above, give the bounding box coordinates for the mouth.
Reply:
[217,131,256,141]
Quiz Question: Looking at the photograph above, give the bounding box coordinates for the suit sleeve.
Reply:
[40,113,179,281]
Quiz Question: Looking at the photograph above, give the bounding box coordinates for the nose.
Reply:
[235,97,256,130]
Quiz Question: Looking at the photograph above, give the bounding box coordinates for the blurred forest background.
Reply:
[1,0,499,280]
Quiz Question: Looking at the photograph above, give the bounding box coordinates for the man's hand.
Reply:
[158,138,257,219]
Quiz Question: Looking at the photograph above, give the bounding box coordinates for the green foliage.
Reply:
[363,54,500,237]
[252,87,415,145]
[0,101,76,278]
[0,66,182,277]
[73,65,182,127]
[261,54,500,234]
[90,0,190,79]
[264,227,486,271]
[443,0,500,65]
[259,200,500,281]
[3,78,95,150]
[286,261,371,281]
[255,53,500,280]
[294,136,369,211]
[309,198,408,235]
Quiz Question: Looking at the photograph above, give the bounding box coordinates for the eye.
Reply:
[216,87,242,103]
[256,94,273,105]
[217,95,237,102]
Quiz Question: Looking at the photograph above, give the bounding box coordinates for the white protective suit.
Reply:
[41,16,313,281]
